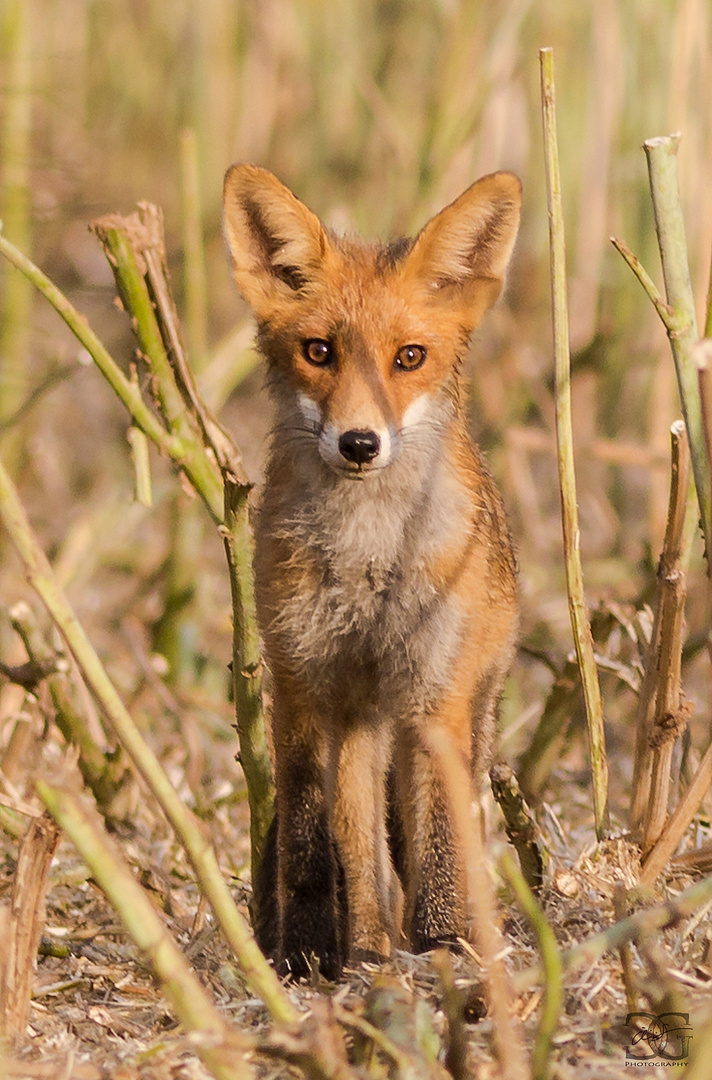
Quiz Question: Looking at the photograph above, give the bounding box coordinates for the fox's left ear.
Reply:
[223,164,333,318]
[405,172,521,319]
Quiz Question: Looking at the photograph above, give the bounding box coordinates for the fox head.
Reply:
[223,165,521,478]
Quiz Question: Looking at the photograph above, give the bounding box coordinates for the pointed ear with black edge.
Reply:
[403,172,522,323]
[223,164,332,318]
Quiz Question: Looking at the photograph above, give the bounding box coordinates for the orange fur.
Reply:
[223,165,521,978]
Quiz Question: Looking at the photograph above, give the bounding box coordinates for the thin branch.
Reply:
[0,361,82,434]
[610,236,679,333]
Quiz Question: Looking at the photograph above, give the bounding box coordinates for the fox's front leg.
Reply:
[269,672,347,979]
[327,723,402,962]
[395,720,468,952]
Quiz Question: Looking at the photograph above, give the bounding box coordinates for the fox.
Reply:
[223,164,521,979]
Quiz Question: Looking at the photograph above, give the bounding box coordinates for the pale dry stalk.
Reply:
[0,812,60,1046]
[540,46,609,839]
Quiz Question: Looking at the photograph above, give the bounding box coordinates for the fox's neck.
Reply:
[263,378,472,577]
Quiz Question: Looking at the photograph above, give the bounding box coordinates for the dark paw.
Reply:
[278,939,344,981]
[280,888,345,981]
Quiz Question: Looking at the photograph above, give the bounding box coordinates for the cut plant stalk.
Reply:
[0,811,60,1047]
[490,760,548,891]
[644,135,711,561]
[0,220,275,887]
[90,205,275,875]
[150,130,210,685]
[540,46,609,839]
[612,135,709,566]
[0,452,296,1027]
[639,423,693,852]
[37,780,251,1080]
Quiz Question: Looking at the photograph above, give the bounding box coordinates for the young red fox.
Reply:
[223,165,521,979]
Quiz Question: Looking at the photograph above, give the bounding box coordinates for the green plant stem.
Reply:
[0,804,26,840]
[0,453,297,1027]
[0,223,273,898]
[540,46,609,839]
[643,134,711,562]
[89,207,271,876]
[501,851,562,1080]
[223,476,274,881]
[37,781,249,1080]
[91,218,193,436]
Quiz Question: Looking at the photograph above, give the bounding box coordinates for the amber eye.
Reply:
[395,344,426,371]
[302,339,333,366]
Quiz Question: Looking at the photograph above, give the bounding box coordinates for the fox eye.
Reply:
[395,344,426,371]
[302,339,333,366]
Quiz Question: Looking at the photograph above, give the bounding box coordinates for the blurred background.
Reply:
[1,0,711,832]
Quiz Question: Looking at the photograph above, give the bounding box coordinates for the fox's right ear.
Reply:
[223,164,331,317]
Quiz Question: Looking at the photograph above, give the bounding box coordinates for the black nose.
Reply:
[338,429,381,465]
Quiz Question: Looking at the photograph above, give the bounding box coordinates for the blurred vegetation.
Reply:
[1,0,711,822]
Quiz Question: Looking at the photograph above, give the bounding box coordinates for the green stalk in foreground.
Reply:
[501,851,562,1080]
[539,47,609,839]
[38,781,249,1080]
[0,452,297,1028]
